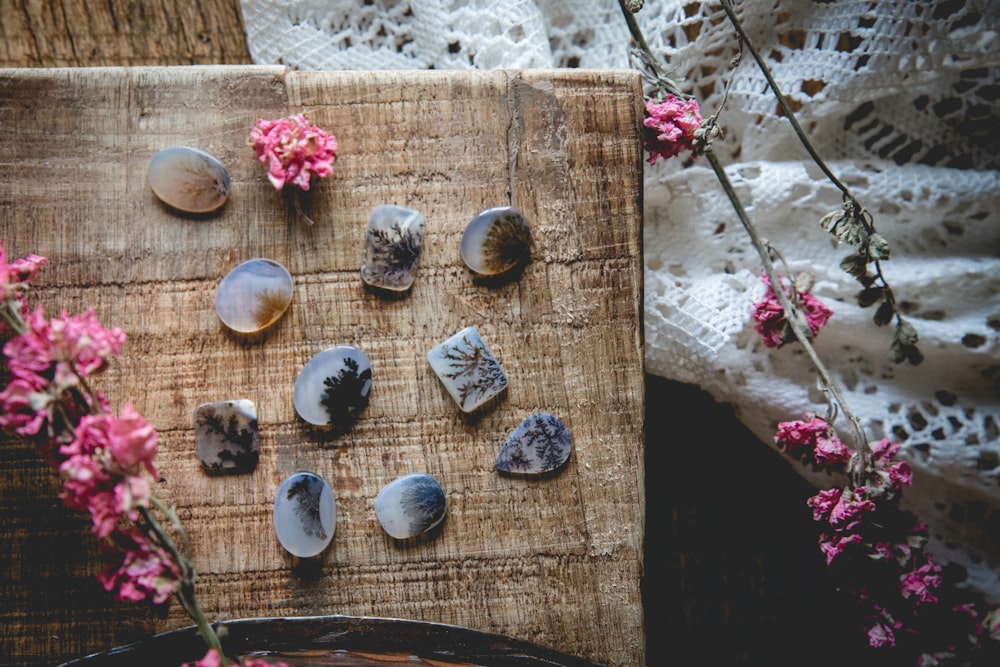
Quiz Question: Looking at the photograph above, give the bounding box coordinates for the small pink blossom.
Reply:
[98,529,180,604]
[829,487,876,531]
[3,307,125,385]
[643,96,702,164]
[0,376,48,436]
[808,487,842,522]
[900,561,943,605]
[814,434,851,465]
[248,114,338,192]
[819,532,862,565]
[868,621,897,648]
[752,272,832,349]
[58,408,157,536]
[0,242,47,306]
[775,415,829,452]
[185,649,222,667]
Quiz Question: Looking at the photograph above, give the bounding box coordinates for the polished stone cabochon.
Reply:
[215,258,294,333]
[375,473,447,540]
[147,146,231,214]
[273,471,337,558]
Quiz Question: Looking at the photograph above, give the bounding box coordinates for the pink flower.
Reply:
[868,621,896,648]
[900,561,943,605]
[185,649,222,667]
[808,488,842,522]
[819,532,862,565]
[58,408,156,536]
[814,434,851,465]
[775,416,829,452]
[752,272,832,349]
[3,307,125,385]
[0,242,47,305]
[643,96,702,164]
[829,487,876,531]
[107,403,159,476]
[0,376,48,436]
[248,114,338,191]
[98,529,180,604]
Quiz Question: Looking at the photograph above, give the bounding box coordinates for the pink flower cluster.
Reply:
[59,405,158,537]
[0,241,178,605]
[643,95,702,164]
[248,114,338,192]
[773,414,999,653]
[99,528,180,604]
[752,272,833,348]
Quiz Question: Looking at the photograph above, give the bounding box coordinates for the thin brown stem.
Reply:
[717,0,859,210]
[705,149,870,480]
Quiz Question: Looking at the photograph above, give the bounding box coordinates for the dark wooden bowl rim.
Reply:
[57,615,601,667]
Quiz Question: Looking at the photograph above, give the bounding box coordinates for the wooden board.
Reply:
[0,66,644,666]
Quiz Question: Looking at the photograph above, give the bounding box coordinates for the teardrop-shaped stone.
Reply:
[273,471,337,558]
[194,399,259,473]
[360,205,425,291]
[215,258,293,333]
[147,146,231,213]
[293,345,372,428]
[375,473,447,539]
[427,326,507,413]
[460,206,531,276]
[495,412,572,475]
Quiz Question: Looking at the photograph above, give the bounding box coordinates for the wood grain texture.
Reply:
[0,0,251,67]
[0,66,645,666]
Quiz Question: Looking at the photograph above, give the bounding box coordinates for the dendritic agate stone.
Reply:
[360,205,425,291]
[147,146,231,213]
[215,258,293,333]
[460,206,531,276]
[294,345,372,428]
[375,473,447,540]
[194,399,259,473]
[427,326,508,412]
[496,412,572,475]
[273,471,337,558]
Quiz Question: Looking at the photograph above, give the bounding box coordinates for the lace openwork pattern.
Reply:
[240,0,1000,600]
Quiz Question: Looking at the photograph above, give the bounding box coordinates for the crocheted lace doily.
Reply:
[240,0,1000,600]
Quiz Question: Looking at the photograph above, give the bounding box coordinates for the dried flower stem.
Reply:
[716,0,914,352]
[705,149,870,478]
[619,2,871,478]
[139,500,229,664]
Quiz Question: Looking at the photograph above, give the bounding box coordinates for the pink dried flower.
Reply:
[98,529,180,604]
[775,415,850,466]
[643,96,701,164]
[58,408,157,537]
[0,242,47,306]
[752,272,833,349]
[0,376,48,436]
[808,487,842,523]
[900,561,943,605]
[3,307,125,386]
[185,649,223,667]
[829,487,876,531]
[248,114,338,192]
[868,621,897,648]
[820,532,862,565]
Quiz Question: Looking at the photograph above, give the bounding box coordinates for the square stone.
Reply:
[194,399,260,473]
[427,326,508,412]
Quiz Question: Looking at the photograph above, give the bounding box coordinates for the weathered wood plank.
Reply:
[0,66,644,666]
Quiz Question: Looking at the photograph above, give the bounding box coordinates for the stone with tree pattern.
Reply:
[360,204,425,291]
[427,326,507,413]
[375,473,447,540]
[294,345,372,430]
[194,399,260,473]
[273,471,337,558]
[495,412,572,475]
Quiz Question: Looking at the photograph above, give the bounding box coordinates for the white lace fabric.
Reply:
[239,0,1000,599]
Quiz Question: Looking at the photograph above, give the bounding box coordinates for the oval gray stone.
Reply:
[147,146,231,213]
[375,473,447,539]
[273,471,337,558]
